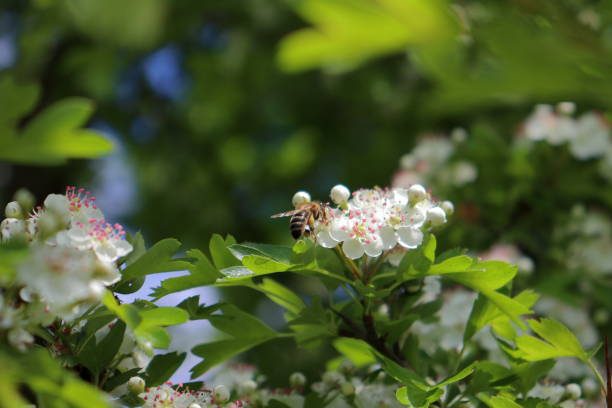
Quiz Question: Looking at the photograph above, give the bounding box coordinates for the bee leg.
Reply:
[308,214,317,244]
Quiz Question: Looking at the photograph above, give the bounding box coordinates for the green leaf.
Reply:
[0,75,39,127]
[428,255,473,275]
[515,318,589,362]
[278,0,457,72]
[479,395,522,408]
[436,363,476,387]
[102,291,142,328]
[78,320,126,376]
[139,307,189,327]
[191,304,279,376]
[0,98,113,164]
[103,368,142,392]
[151,249,223,299]
[209,234,241,269]
[397,234,436,280]
[396,384,443,408]
[332,337,376,367]
[228,242,294,264]
[144,352,187,387]
[464,290,539,343]
[207,304,277,339]
[191,338,270,377]
[258,278,306,316]
[134,325,172,349]
[120,238,191,280]
[177,296,223,320]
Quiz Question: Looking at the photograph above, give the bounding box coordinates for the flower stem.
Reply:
[335,246,362,282]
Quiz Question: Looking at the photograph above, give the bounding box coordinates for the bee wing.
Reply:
[271,209,302,218]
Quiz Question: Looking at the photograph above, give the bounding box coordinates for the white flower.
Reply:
[528,383,565,404]
[330,184,350,205]
[5,201,22,219]
[524,104,577,145]
[292,191,311,207]
[1,218,26,241]
[289,372,306,387]
[139,383,215,408]
[307,186,449,260]
[557,101,576,115]
[55,219,132,263]
[8,327,34,351]
[569,112,610,160]
[17,244,100,318]
[451,161,477,185]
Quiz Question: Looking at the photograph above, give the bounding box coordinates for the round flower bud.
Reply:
[289,372,306,387]
[37,211,61,240]
[14,188,35,215]
[557,101,576,115]
[127,376,145,394]
[238,380,257,395]
[340,382,355,396]
[426,207,447,227]
[451,127,468,143]
[214,385,230,402]
[441,200,454,216]
[5,201,22,219]
[292,191,311,207]
[581,378,597,396]
[322,371,344,387]
[189,404,202,408]
[330,184,350,205]
[407,184,427,203]
[565,383,581,400]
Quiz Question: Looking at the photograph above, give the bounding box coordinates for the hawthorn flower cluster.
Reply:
[392,131,477,190]
[0,186,133,348]
[521,103,612,176]
[137,382,244,408]
[294,184,452,260]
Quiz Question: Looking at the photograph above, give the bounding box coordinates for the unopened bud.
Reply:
[290,372,306,387]
[441,200,454,216]
[37,211,61,240]
[214,385,230,402]
[43,194,70,228]
[426,207,447,227]
[292,191,311,207]
[14,189,34,215]
[5,201,22,219]
[238,380,257,395]
[330,184,350,205]
[340,382,354,396]
[407,184,427,203]
[128,376,145,394]
[565,383,581,400]
[189,404,202,408]
[451,127,468,143]
[322,371,344,387]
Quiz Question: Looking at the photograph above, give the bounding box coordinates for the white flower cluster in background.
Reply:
[0,186,133,345]
[527,382,587,407]
[554,205,612,277]
[521,103,612,180]
[294,184,452,260]
[393,131,477,190]
[479,243,534,275]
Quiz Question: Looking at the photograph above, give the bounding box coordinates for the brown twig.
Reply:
[605,336,612,408]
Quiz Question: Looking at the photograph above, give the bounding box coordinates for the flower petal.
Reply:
[316,229,339,248]
[342,239,365,260]
[363,239,383,258]
[378,226,398,250]
[397,227,423,249]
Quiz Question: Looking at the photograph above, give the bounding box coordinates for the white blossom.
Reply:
[310,186,449,260]
[5,201,22,219]
[569,112,610,160]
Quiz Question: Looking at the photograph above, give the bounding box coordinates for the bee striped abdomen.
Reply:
[290,210,309,239]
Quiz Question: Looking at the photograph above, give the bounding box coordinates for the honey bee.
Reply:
[271,201,328,240]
